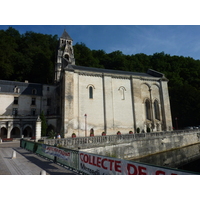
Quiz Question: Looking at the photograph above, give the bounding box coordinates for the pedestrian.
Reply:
[57,134,61,139]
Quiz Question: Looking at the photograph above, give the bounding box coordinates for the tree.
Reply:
[40,111,47,136]
[74,42,103,68]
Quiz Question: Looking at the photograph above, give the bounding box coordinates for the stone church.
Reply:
[0,29,172,139]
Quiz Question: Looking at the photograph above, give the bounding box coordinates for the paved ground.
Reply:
[0,141,77,175]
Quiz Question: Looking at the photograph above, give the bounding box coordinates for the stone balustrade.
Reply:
[43,129,200,149]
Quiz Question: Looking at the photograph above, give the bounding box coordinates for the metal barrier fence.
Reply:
[19,139,198,175]
[20,139,87,175]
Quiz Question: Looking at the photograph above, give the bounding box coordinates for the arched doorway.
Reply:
[23,126,33,137]
[0,127,7,138]
[11,127,21,138]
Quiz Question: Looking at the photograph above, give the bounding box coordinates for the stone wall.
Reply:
[81,131,200,159]
[44,130,200,159]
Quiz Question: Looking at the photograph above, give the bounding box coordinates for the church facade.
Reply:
[0,30,173,139]
[56,30,173,137]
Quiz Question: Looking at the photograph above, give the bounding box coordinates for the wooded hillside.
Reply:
[0,27,58,84]
[1,27,200,129]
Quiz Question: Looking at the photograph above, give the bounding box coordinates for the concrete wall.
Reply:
[80,131,200,159]
[134,142,200,168]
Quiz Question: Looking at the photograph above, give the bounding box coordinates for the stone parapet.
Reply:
[44,129,200,153]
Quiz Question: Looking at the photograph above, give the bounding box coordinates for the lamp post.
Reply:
[175,117,178,130]
[84,114,87,137]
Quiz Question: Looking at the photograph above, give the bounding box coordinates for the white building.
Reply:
[0,80,58,139]
[0,30,173,139]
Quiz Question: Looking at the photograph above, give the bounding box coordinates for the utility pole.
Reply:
[84,114,87,137]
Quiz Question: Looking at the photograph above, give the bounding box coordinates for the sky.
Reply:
[1,25,200,60]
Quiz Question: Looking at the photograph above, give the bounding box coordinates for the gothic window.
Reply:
[145,99,151,120]
[89,86,93,99]
[154,100,160,120]
[118,86,126,100]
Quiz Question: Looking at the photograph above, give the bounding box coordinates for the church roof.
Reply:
[65,65,166,79]
[60,29,73,40]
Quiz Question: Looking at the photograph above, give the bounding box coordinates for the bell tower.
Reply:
[55,29,75,82]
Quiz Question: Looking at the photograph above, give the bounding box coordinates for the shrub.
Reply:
[48,130,56,139]
[129,130,133,134]
[117,131,121,135]
[102,132,106,136]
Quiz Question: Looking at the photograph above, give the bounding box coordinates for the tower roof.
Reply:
[60,29,73,40]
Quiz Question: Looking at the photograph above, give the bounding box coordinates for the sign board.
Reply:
[43,145,71,161]
[79,151,194,175]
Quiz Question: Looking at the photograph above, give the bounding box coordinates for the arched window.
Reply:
[154,100,160,120]
[118,86,126,100]
[145,99,151,120]
[89,86,93,99]
[64,54,69,60]
[87,85,95,99]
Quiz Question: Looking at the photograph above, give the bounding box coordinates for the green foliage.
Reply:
[57,144,62,148]
[105,152,117,158]
[74,43,103,68]
[0,27,57,84]
[40,111,47,136]
[48,130,56,139]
